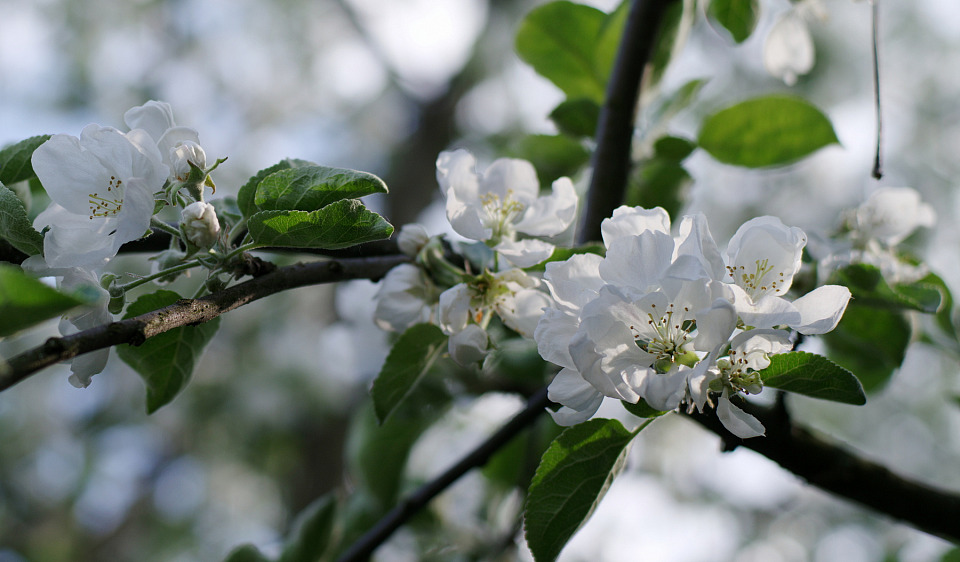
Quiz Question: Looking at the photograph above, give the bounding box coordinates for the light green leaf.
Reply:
[516,2,609,103]
[645,0,695,92]
[237,158,315,218]
[832,263,941,313]
[371,323,447,424]
[916,272,958,341]
[593,0,629,83]
[822,303,910,392]
[549,98,601,138]
[222,544,271,562]
[116,290,220,413]
[0,264,88,337]
[698,95,839,168]
[279,494,337,562]
[707,0,761,43]
[645,78,709,134]
[255,166,388,213]
[247,200,393,250]
[0,135,51,186]
[759,351,866,405]
[524,418,636,562]
[0,182,44,256]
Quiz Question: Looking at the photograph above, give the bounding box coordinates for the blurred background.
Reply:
[1,0,959,560]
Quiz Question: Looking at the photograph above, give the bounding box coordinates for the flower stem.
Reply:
[150,217,182,239]
[116,260,203,292]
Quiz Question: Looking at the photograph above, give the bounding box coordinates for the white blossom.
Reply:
[124,100,206,182]
[32,124,167,269]
[180,201,221,248]
[373,263,437,332]
[436,149,577,268]
[396,223,430,257]
[763,9,815,86]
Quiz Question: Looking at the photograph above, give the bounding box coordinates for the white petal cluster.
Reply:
[124,100,206,183]
[180,201,221,248]
[534,206,851,438]
[436,149,578,268]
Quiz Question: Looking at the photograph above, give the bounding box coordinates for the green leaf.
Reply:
[247,200,393,250]
[255,166,388,213]
[0,135,51,186]
[524,418,636,562]
[516,2,609,103]
[916,272,958,341]
[698,95,839,168]
[621,398,669,418]
[279,494,337,562]
[707,0,760,43]
[237,158,315,218]
[625,156,692,222]
[0,182,44,256]
[822,303,911,392]
[371,323,447,424]
[509,134,590,185]
[645,78,709,133]
[593,0,629,83]
[645,0,695,92]
[0,264,88,337]
[222,544,271,562]
[549,99,601,138]
[758,352,866,405]
[116,290,221,413]
[831,264,941,313]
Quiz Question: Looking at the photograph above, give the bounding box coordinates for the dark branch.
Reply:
[335,388,551,562]
[0,254,409,392]
[577,0,679,245]
[684,400,960,543]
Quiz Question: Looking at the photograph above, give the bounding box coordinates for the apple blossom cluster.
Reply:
[23,101,223,387]
[374,150,577,366]
[534,206,852,438]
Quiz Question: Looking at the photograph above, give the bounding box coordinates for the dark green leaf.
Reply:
[237,158,315,218]
[832,264,941,313]
[222,544,271,562]
[625,157,692,222]
[524,418,636,562]
[549,99,601,138]
[0,135,51,186]
[698,95,839,168]
[621,398,669,418]
[707,0,761,43]
[255,166,388,213]
[516,2,608,103]
[652,136,697,161]
[509,134,590,185]
[0,182,44,256]
[371,323,447,423]
[279,494,337,562]
[116,290,221,413]
[916,272,958,341]
[247,200,393,250]
[0,264,88,337]
[759,351,866,405]
[822,303,910,392]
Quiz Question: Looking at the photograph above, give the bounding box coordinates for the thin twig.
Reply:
[871,0,883,180]
[335,388,551,562]
[0,254,409,392]
[578,0,679,245]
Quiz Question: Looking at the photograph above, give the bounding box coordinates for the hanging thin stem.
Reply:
[871,0,883,180]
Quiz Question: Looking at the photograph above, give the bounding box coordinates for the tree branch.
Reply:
[577,0,678,245]
[335,387,551,562]
[0,254,409,392]
[684,400,960,543]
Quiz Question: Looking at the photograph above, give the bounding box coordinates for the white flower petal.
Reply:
[480,157,540,203]
[790,284,851,334]
[444,184,491,241]
[438,283,472,334]
[548,367,604,417]
[855,187,936,245]
[124,100,176,142]
[675,213,725,281]
[497,288,552,338]
[543,252,604,310]
[495,238,555,268]
[600,205,670,247]
[763,11,814,86]
[448,324,489,366]
[535,308,580,369]
[513,177,578,236]
[717,391,766,438]
[730,284,802,329]
[599,230,675,293]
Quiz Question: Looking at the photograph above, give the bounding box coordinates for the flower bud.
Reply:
[397,223,430,257]
[180,201,221,248]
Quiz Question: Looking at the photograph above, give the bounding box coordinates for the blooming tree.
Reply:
[1,0,959,560]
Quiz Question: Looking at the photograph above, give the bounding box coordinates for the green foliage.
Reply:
[516,2,611,103]
[622,397,669,418]
[698,95,839,168]
[509,134,591,184]
[222,544,272,562]
[832,263,941,313]
[0,263,88,337]
[0,182,44,256]
[371,323,448,424]
[646,0,695,92]
[644,78,708,134]
[254,166,388,212]
[822,303,911,392]
[116,290,221,413]
[247,202,394,250]
[707,0,761,43]
[626,135,696,221]
[550,98,601,138]
[279,494,337,562]
[237,158,315,218]
[758,352,866,405]
[917,272,958,341]
[0,135,51,186]
[524,418,637,562]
